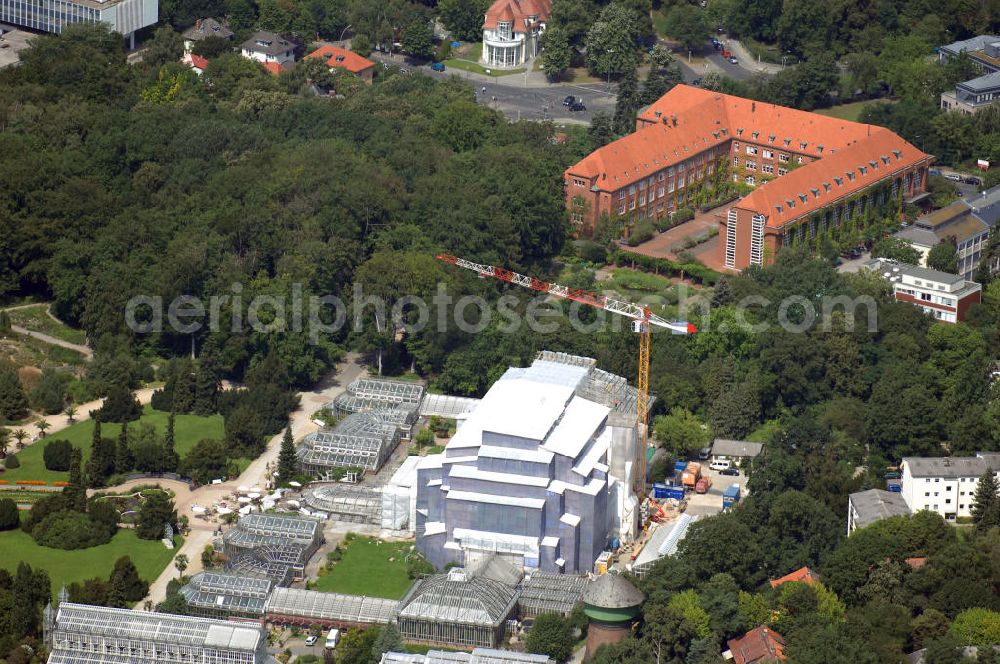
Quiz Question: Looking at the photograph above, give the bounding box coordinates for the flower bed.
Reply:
[16,480,48,486]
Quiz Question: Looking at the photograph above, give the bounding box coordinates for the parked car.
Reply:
[729,56,738,64]
[709,460,731,471]
[305,635,318,647]
[720,467,740,476]
[965,176,981,185]
[945,173,962,181]
[569,102,587,111]
[928,168,941,176]
[698,447,712,460]
[692,78,702,86]
[431,62,445,72]
[563,95,575,106]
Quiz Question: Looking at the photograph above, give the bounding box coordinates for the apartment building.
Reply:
[900,453,1000,521]
[847,489,910,535]
[938,35,1000,74]
[941,71,1000,114]
[866,259,982,323]
[894,185,1000,280]
[0,0,157,45]
[564,86,932,270]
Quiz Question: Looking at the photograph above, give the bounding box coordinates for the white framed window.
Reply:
[657,186,664,197]
[779,153,789,163]
[639,194,646,205]
[763,150,773,159]
[745,175,755,185]
[629,199,636,210]
[628,185,636,194]
[618,190,626,200]
[796,156,804,164]
[746,146,758,155]
[618,205,626,215]
[762,164,774,174]
[746,161,757,170]
[733,157,740,166]
[778,168,787,176]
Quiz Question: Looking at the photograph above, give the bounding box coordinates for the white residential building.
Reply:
[900,453,1000,521]
[480,0,550,68]
[240,31,295,65]
[866,259,983,323]
[847,489,910,535]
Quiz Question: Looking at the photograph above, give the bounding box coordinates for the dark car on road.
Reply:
[720,467,740,476]
[563,95,575,106]
[431,62,445,72]
[569,102,586,111]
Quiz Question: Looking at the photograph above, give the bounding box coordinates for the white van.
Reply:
[709,459,731,471]
[325,628,340,649]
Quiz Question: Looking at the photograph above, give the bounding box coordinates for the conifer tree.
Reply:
[971,470,999,528]
[64,447,86,511]
[115,424,132,474]
[277,425,297,487]
[85,420,103,486]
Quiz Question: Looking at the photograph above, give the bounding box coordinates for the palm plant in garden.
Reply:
[36,418,50,437]
[12,428,27,449]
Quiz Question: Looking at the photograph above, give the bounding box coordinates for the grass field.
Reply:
[7,304,87,345]
[443,57,525,77]
[1,405,225,484]
[815,99,892,122]
[0,526,181,599]
[313,537,414,599]
[0,330,87,370]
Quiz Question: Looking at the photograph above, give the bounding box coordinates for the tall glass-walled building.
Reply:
[0,0,157,44]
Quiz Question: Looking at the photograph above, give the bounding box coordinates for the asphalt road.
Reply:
[445,70,616,123]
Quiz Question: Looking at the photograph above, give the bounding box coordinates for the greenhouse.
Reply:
[44,602,276,664]
[380,649,553,664]
[298,411,401,475]
[630,514,698,577]
[265,587,398,628]
[302,484,383,524]
[329,378,424,435]
[179,571,273,619]
[222,513,322,583]
[419,393,481,419]
[396,567,519,648]
[516,572,587,618]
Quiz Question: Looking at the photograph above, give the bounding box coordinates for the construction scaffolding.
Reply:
[299,411,401,476]
[396,568,519,649]
[265,588,397,627]
[516,573,587,618]
[630,514,698,577]
[180,572,273,619]
[302,484,382,524]
[45,602,274,664]
[381,649,553,664]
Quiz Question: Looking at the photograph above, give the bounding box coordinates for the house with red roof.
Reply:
[727,626,787,664]
[563,85,934,270]
[305,45,376,83]
[481,0,551,69]
[769,566,821,588]
[181,52,210,75]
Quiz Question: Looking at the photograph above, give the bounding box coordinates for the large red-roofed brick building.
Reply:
[564,85,934,270]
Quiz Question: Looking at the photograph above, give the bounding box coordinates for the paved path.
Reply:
[623,202,735,273]
[127,352,368,607]
[9,325,92,359]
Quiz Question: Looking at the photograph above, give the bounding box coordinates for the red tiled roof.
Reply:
[305,45,376,74]
[190,54,209,71]
[905,557,928,570]
[566,85,931,230]
[728,627,786,664]
[483,0,551,30]
[769,566,821,588]
[262,61,284,76]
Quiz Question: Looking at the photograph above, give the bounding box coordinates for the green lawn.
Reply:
[6,304,87,345]
[0,526,181,599]
[815,99,892,122]
[442,57,525,77]
[313,537,414,599]
[2,405,225,484]
[610,268,674,293]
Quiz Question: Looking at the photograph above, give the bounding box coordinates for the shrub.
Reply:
[615,250,722,286]
[32,511,114,549]
[43,439,73,471]
[626,222,656,246]
[4,453,19,469]
[674,207,695,223]
[0,497,18,530]
[578,240,607,264]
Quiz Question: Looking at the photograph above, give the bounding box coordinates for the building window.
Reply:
[745,175,755,185]
[618,190,626,200]
[618,205,626,215]
[629,199,636,210]
[628,185,636,195]
[778,168,787,176]
[733,142,740,151]
[762,164,773,174]
[639,194,646,205]
[763,150,773,159]
[657,186,665,197]
[796,156,804,164]
[734,157,740,167]
[779,153,789,163]
[746,146,758,155]
[746,161,757,170]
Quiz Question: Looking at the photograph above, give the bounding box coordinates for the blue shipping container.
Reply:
[652,483,669,499]
[674,461,688,474]
[665,487,686,501]
[888,483,902,493]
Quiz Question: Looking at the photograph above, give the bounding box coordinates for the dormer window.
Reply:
[498,21,512,38]
[752,131,760,139]
[799,141,807,149]
[858,166,867,175]
[737,128,744,136]
[335,55,345,62]
[823,182,831,192]
[776,204,783,213]
[834,176,842,186]
[784,138,791,146]
[816,145,824,153]
[869,160,877,169]
[811,188,819,198]
[881,155,890,165]
[892,149,902,159]
[799,193,808,203]
[847,171,855,181]
[768,135,776,142]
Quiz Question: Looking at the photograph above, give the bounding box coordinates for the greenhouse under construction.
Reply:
[416,352,644,574]
[300,481,411,530]
[44,602,277,664]
[180,571,273,619]
[298,411,401,476]
[222,513,322,584]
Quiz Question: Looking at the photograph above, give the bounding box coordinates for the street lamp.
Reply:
[339,24,352,43]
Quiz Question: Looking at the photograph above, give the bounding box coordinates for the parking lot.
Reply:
[684,467,749,518]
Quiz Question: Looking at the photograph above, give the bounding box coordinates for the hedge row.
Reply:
[615,250,722,286]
